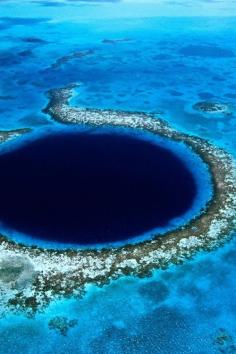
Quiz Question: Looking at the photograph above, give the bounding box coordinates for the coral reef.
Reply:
[0,84,235,315]
[48,50,94,70]
[48,316,78,336]
[193,101,233,115]
[0,128,31,144]
[214,328,236,353]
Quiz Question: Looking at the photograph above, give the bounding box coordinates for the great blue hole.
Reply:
[0,130,197,245]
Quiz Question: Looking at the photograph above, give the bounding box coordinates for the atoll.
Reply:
[0,84,235,315]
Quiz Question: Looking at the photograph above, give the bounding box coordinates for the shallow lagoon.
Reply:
[0,0,236,353]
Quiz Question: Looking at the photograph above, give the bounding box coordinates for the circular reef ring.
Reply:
[0,83,236,315]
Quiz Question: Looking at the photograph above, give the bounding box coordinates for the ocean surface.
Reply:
[0,0,236,353]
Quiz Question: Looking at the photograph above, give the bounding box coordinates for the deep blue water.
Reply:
[0,129,196,245]
[0,0,236,353]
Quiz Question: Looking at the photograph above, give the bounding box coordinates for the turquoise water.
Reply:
[1,238,236,354]
[0,0,236,353]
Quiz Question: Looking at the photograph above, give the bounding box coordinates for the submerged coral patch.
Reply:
[179,45,235,58]
[0,254,35,289]
[0,128,31,144]
[193,101,232,115]
[48,316,78,336]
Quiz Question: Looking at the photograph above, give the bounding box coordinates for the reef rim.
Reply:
[0,84,235,315]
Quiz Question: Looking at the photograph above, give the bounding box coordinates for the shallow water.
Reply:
[0,0,236,353]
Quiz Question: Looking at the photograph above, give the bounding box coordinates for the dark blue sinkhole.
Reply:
[0,130,197,245]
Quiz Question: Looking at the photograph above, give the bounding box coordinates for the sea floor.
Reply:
[0,0,236,353]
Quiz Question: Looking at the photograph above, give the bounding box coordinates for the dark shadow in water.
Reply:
[179,44,235,58]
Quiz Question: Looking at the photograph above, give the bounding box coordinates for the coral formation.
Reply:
[48,316,78,336]
[0,84,235,314]
[193,101,233,115]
